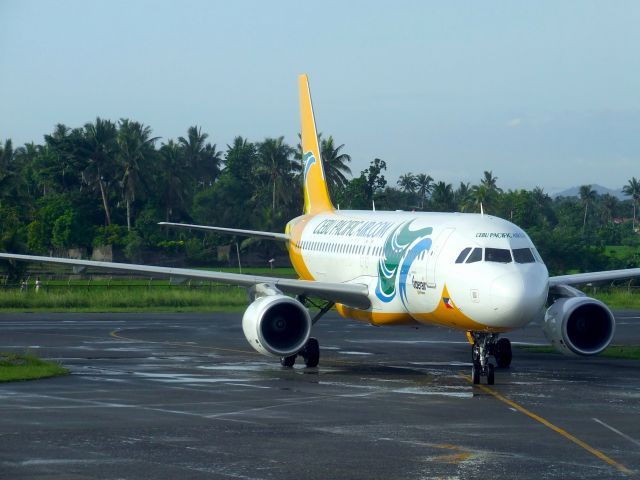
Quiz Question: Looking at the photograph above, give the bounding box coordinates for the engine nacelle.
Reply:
[242,295,311,357]
[543,296,615,356]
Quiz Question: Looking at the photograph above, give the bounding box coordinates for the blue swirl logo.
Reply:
[374,221,433,306]
[303,151,316,182]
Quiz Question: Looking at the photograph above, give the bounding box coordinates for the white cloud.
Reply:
[506,118,522,128]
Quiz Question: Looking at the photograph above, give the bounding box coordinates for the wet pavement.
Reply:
[0,311,639,479]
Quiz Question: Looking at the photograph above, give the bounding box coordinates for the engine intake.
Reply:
[242,294,311,357]
[543,296,615,356]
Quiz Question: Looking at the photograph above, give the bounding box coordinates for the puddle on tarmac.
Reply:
[133,372,254,384]
[392,386,473,398]
[198,363,274,372]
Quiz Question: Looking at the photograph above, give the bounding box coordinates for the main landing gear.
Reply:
[280,337,320,368]
[280,297,334,369]
[469,332,512,385]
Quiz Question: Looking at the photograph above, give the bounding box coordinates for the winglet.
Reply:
[299,74,334,214]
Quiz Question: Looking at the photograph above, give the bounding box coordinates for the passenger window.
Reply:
[513,248,535,263]
[455,247,472,264]
[466,248,482,263]
[485,248,512,263]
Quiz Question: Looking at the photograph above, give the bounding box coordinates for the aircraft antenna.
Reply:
[372,200,376,212]
[480,203,484,217]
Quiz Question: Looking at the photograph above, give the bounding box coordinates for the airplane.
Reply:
[1,74,639,385]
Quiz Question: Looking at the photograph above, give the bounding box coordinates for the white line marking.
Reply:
[593,417,640,448]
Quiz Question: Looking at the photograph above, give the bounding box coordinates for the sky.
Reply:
[1,0,639,193]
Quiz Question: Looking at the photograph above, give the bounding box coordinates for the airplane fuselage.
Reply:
[287,210,549,333]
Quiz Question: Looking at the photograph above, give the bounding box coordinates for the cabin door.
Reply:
[426,227,455,288]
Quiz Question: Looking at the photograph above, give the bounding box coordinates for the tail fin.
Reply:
[299,74,334,214]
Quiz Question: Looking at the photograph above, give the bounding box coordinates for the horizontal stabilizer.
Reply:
[158,222,289,241]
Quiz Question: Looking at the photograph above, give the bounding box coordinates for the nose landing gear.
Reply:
[469,332,512,385]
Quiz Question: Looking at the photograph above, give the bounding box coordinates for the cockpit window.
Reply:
[466,248,482,263]
[513,248,535,264]
[455,247,472,264]
[485,248,512,263]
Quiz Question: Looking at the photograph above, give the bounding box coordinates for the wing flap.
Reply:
[158,222,289,241]
[0,253,369,309]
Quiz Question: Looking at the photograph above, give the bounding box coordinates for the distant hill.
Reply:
[552,184,627,200]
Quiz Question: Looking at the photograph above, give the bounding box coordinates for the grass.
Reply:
[0,286,249,312]
[0,352,69,382]
[522,345,640,360]
[590,290,640,310]
[604,245,638,260]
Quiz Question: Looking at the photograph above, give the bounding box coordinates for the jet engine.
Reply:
[242,294,311,357]
[542,296,615,356]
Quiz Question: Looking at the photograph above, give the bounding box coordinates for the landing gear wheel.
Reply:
[487,363,495,385]
[494,338,512,368]
[471,363,481,385]
[280,355,296,368]
[300,338,320,368]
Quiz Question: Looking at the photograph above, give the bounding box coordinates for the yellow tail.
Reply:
[299,74,334,214]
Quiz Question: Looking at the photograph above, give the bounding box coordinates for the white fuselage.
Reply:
[288,210,549,332]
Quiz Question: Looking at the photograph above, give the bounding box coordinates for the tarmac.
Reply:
[0,310,639,479]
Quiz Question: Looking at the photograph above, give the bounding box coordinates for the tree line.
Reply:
[0,118,639,276]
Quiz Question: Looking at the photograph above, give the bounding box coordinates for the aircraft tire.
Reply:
[302,338,320,368]
[487,363,495,385]
[471,363,481,385]
[281,354,296,367]
[495,338,512,368]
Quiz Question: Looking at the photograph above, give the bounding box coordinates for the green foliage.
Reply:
[52,209,81,249]
[1,119,639,278]
[93,225,127,247]
[124,230,145,262]
[0,206,27,282]
[0,352,68,382]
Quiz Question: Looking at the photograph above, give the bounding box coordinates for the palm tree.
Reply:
[623,177,640,231]
[200,142,223,187]
[42,124,79,193]
[481,170,503,193]
[415,173,433,209]
[530,186,555,225]
[158,140,190,222]
[320,136,352,198]
[0,139,17,206]
[465,184,490,213]
[579,184,597,232]
[431,181,455,212]
[117,119,159,230]
[256,137,298,216]
[179,126,222,190]
[454,182,470,211]
[397,173,417,194]
[600,194,618,224]
[76,118,118,225]
[224,136,256,182]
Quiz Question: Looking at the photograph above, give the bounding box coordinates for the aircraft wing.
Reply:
[158,222,289,241]
[549,268,640,287]
[0,253,370,309]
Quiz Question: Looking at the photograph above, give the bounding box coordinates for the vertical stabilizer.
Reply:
[299,74,334,214]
